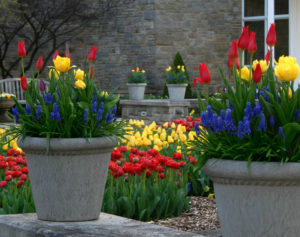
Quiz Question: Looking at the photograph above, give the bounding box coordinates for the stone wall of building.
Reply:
[1,0,242,96]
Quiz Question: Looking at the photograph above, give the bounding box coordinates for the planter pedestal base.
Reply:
[0,213,203,237]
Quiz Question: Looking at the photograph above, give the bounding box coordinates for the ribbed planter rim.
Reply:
[203,158,300,182]
[166,83,187,87]
[18,136,117,153]
[127,83,147,86]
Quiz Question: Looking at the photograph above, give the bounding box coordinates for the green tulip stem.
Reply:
[21,57,25,77]
[249,53,254,82]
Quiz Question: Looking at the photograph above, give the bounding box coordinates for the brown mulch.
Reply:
[148,196,220,232]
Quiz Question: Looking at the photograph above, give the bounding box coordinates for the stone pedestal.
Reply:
[120,99,191,123]
[0,213,204,237]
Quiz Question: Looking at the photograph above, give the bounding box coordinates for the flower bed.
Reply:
[0,116,214,220]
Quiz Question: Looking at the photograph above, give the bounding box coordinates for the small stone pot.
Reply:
[127,83,147,100]
[203,159,300,237]
[18,136,117,222]
[0,98,15,123]
[167,84,187,101]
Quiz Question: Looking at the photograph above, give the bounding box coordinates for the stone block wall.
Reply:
[1,0,242,96]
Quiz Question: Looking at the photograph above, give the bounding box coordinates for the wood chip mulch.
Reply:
[148,196,220,232]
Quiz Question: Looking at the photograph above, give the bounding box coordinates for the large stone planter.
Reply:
[127,83,147,100]
[0,98,15,123]
[18,136,117,222]
[167,84,187,101]
[203,159,300,237]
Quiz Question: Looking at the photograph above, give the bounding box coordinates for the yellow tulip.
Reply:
[53,56,71,73]
[74,69,85,81]
[163,122,169,128]
[2,144,8,151]
[171,122,176,129]
[253,60,269,74]
[177,65,181,69]
[237,66,250,82]
[162,141,169,148]
[6,94,11,99]
[275,56,300,82]
[49,69,60,80]
[204,186,210,192]
[208,193,214,199]
[131,69,135,72]
[153,133,159,140]
[160,132,166,141]
[75,80,86,89]
[153,145,162,151]
[189,110,195,116]
[167,136,174,143]
[141,70,146,73]
[166,66,172,72]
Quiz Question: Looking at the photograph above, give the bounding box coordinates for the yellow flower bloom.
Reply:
[171,122,176,129]
[237,66,250,82]
[166,66,172,72]
[189,110,195,116]
[153,145,162,151]
[6,94,11,99]
[253,60,269,74]
[101,91,109,98]
[141,70,146,73]
[131,69,135,72]
[75,80,86,89]
[2,144,8,151]
[177,65,181,69]
[49,69,60,80]
[204,186,210,192]
[74,69,85,81]
[274,56,300,82]
[160,132,166,141]
[208,193,214,199]
[163,122,169,128]
[167,136,174,143]
[53,56,71,73]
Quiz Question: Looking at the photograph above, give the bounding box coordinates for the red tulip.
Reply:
[20,76,28,91]
[238,26,249,50]
[0,181,7,187]
[193,62,211,86]
[53,50,59,60]
[39,79,46,91]
[20,174,27,180]
[17,41,26,57]
[248,32,257,54]
[88,46,98,62]
[265,49,271,64]
[36,56,43,71]
[266,23,276,47]
[253,63,262,83]
[229,40,238,60]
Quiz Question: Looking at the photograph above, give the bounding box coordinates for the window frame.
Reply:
[241,0,290,64]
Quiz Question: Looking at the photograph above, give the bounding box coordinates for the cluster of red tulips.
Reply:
[0,149,28,188]
[163,116,201,131]
[110,146,197,180]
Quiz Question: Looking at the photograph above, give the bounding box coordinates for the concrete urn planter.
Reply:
[18,136,117,222]
[203,159,300,237]
[0,98,15,123]
[127,83,147,100]
[167,84,187,101]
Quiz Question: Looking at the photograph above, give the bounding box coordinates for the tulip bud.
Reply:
[253,63,262,83]
[39,79,46,91]
[20,76,28,91]
[88,46,98,62]
[229,40,238,60]
[238,26,249,50]
[266,23,276,47]
[265,49,271,64]
[248,32,257,54]
[17,41,26,57]
[36,56,43,71]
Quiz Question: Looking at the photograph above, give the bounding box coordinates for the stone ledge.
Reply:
[0,212,205,237]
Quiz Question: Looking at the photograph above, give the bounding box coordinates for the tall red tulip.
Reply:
[20,76,28,91]
[238,26,249,50]
[193,63,211,86]
[88,46,98,62]
[265,49,270,64]
[248,32,257,54]
[53,50,59,60]
[266,23,276,47]
[229,40,238,60]
[17,41,26,57]
[36,56,43,71]
[253,63,262,83]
